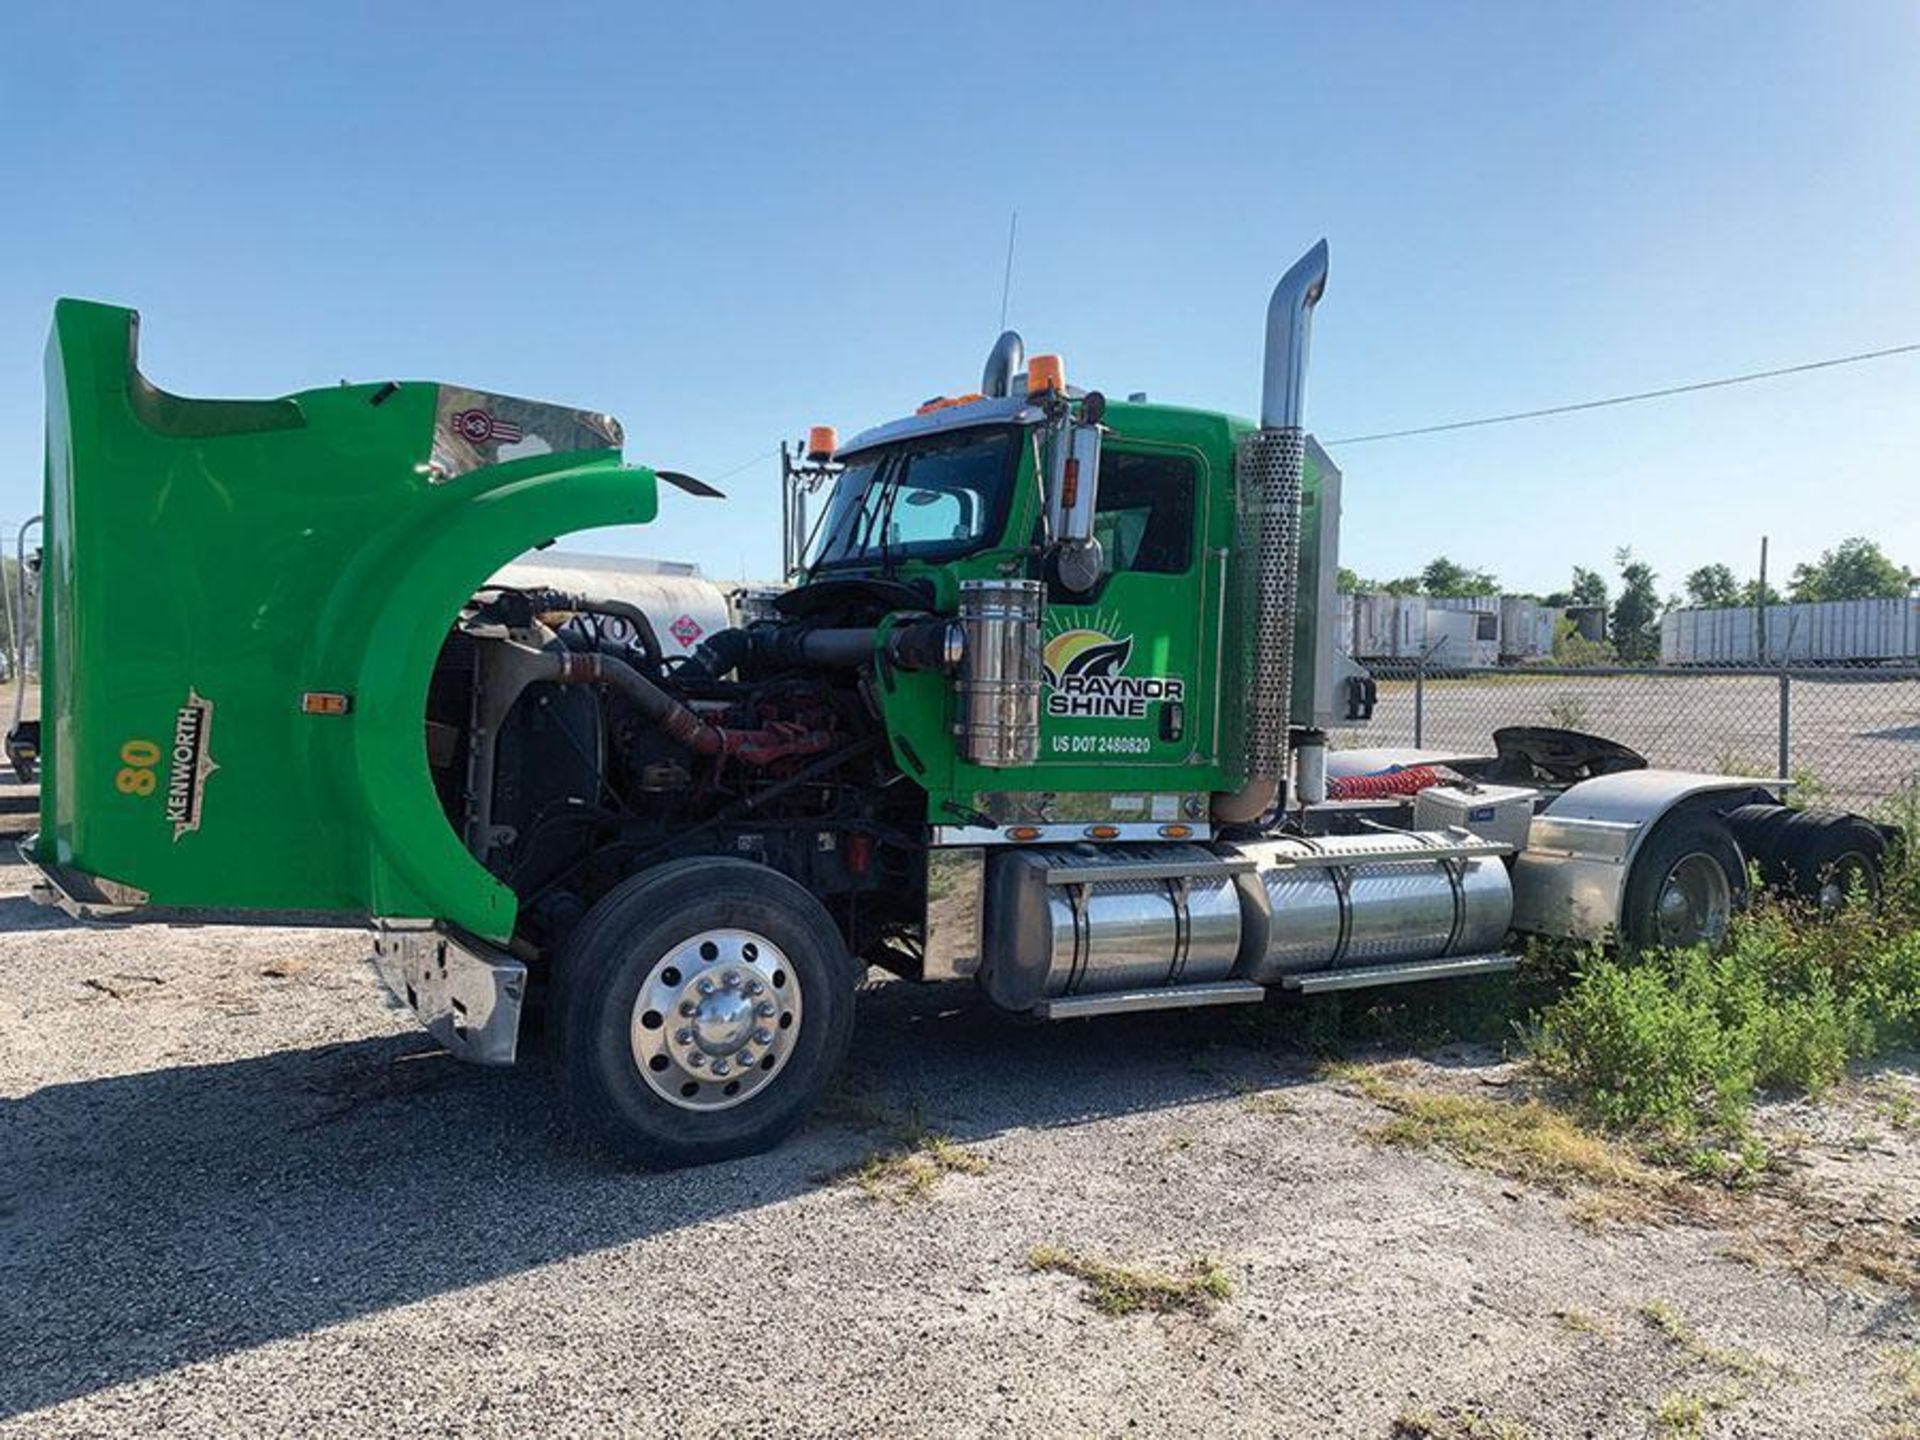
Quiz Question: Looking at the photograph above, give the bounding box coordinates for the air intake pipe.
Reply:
[981,331,1025,398]
[1211,240,1329,826]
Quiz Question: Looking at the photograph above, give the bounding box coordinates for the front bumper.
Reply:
[371,922,527,1066]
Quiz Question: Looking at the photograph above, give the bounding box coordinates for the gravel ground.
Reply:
[2,779,1917,1439]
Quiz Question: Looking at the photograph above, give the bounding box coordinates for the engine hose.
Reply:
[678,624,878,680]
[549,651,721,756]
[1326,765,1444,801]
[548,592,663,668]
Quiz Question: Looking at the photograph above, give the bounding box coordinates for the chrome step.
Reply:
[1263,839,1513,869]
[1283,953,1520,995]
[1035,980,1267,1020]
[1042,856,1254,885]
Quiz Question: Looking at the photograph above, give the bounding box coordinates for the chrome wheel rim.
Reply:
[630,928,803,1112]
[1655,852,1732,946]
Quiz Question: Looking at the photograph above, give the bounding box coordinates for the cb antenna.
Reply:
[998,209,1019,332]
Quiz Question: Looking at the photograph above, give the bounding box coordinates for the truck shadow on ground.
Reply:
[1,945,1335,1420]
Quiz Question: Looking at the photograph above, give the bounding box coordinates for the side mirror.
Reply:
[1043,392,1106,595]
[1044,400,1104,547]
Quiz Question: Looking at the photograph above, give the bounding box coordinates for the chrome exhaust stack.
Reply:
[1212,241,1329,826]
[981,330,1025,398]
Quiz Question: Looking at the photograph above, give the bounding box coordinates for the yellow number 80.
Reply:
[116,738,162,797]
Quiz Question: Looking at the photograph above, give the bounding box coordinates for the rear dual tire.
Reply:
[1725,804,1885,913]
[557,858,857,1168]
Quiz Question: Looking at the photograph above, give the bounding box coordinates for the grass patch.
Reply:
[1638,1300,1759,1376]
[1338,1064,1664,1200]
[1027,1246,1231,1317]
[1652,1386,1740,1439]
[1391,1406,1534,1440]
[822,1095,989,1203]
[848,1133,989,1203]
[1530,837,1920,1165]
[1239,1089,1298,1116]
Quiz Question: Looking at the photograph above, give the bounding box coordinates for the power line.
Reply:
[703,450,778,486]
[1326,341,1920,446]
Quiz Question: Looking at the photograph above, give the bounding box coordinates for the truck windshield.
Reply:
[807,426,1018,572]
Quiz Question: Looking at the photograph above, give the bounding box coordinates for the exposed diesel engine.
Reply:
[427,578,940,968]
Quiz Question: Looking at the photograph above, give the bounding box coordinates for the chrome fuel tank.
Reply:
[979,845,1244,1013]
[1229,831,1513,981]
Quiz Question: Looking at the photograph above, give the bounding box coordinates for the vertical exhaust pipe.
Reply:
[1212,241,1329,826]
[981,331,1025,398]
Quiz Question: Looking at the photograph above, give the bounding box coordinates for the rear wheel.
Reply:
[558,858,857,1167]
[1722,802,1795,883]
[1773,810,1886,914]
[1621,811,1747,950]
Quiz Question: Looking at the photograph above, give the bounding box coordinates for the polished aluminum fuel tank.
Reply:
[1229,831,1513,981]
[979,845,1244,1013]
[973,831,1514,1014]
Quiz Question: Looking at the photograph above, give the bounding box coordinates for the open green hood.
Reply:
[36,299,658,940]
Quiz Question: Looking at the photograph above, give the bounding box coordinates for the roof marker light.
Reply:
[1026,354,1065,396]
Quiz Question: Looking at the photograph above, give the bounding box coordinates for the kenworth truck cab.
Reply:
[27,243,1891,1166]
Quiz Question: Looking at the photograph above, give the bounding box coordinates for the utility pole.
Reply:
[1756,535,1768,666]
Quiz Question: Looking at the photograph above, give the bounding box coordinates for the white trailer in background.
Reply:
[1661,598,1920,666]
[1336,591,1564,668]
[1422,605,1500,670]
[1345,592,1425,660]
[1499,597,1560,662]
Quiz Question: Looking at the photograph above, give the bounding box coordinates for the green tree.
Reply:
[1381,575,1424,596]
[1788,537,1912,602]
[1542,565,1609,617]
[1683,563,1740,609]
[1420,555,1499,597]
[1336,566,1376,594]
[1610,547,1662,664]
[1740,577,1782,607]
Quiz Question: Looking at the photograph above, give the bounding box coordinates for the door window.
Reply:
[1093,451,1196,574]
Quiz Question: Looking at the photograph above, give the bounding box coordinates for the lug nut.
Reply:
[697,977,715,996]
[736,1051,754,1067]
[679,1000,697,1017]
[756,1001,776,1017]
[754,1028,774,1045]
[745,980,764,997]
[688,1053,706,1068]
[675,1028,694,1044]
[723,971,742,990]
[712,1060,731,1077]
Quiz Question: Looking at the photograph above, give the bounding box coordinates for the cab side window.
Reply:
[1093,451,1196,575]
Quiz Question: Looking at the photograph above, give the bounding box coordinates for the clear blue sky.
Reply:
[3,2,1916,596]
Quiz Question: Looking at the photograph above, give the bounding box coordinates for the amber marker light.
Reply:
[806,426,838,461]
[1026,353,1065,396]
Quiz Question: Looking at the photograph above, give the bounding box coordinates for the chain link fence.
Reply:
[1347,660,1920,816]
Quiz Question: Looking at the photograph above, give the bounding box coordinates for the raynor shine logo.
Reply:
[166,690,219,842]
[1043,617,1185,721]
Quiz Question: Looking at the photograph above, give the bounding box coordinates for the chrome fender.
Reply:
[1509,771,1782,941]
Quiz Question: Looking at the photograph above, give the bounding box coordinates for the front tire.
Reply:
[558,858,857,1167]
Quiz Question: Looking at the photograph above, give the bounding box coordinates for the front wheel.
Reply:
[557,858,857,1167]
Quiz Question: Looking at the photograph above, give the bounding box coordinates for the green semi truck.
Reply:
[27,243,1891,1165]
